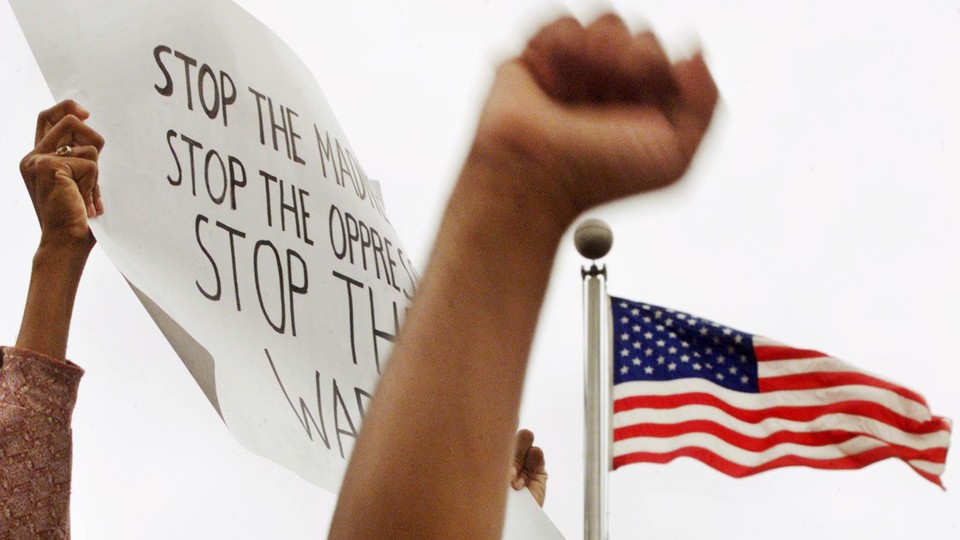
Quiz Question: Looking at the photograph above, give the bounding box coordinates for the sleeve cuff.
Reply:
[0,346,84,425]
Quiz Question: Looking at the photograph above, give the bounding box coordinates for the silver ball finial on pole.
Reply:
[574,219,613,261]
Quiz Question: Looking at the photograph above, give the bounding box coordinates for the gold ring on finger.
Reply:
[55,145,73,157]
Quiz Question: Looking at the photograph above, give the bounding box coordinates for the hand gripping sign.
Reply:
[9,0,562,537]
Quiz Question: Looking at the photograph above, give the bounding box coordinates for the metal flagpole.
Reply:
[575,219,613,540]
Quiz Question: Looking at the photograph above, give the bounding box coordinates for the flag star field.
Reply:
[613,299,759,391]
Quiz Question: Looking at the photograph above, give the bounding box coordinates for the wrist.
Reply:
[33,238,91,279]
[457,137,580,245]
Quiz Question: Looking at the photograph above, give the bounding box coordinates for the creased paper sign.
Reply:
[9,1,562,537]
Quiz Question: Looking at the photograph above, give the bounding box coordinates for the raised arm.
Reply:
[330,15,717,538]
[16,99,104,359]
[0,100,104,538]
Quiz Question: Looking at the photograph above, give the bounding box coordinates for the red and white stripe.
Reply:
[612,338,952,486]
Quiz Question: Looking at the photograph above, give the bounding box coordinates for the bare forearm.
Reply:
[16,240,90,360]
[331,13,718,537]
[331,150,572,538]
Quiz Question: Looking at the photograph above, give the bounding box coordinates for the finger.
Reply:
[512,474,526,490]
[668,52,719,159]
[93,183,104,216]
[584,14,644,100]
[512,429,535,489]
[512,429,534,470]
[35,100,89,147]
[585,12,630,35]
[521,17,589,101]
[585,14,632,68]
[65,145,100,162]
[59,157,100,218]
[36,114,106,154]
[523,445,547,507]
[522,445,546,478]
[616,31,678,102]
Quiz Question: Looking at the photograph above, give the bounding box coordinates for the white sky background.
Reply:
[1,0,958,538]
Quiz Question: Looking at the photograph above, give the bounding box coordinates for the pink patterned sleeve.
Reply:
[0,346,83,539]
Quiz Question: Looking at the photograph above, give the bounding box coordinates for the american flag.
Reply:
[611,296,951,486]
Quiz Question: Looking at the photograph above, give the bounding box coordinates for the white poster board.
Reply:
[9,1,562,537]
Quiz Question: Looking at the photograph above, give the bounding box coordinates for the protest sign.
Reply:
[9,0,562,536]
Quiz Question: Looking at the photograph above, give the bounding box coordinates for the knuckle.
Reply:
[19,154,32,177]
[75,158,97,177]
[92,131,106,150]
[73,122,106,150]
[590,13,626,31]
[57,99,81,118]
[78,146,101,161]
[62,114,82,128]
[34,154,58,174]
[37,103,58,122]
